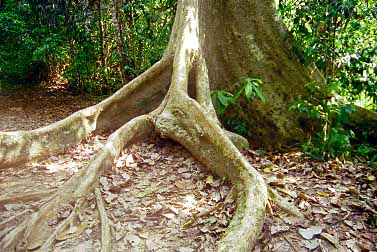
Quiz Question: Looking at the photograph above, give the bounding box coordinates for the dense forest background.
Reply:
[0,0,376,160]
[0,0,176,94]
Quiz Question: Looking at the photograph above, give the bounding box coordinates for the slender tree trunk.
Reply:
[111,0,129,84]
[98,0,106,69]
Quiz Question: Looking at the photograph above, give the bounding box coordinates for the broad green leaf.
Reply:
[244,83,253,100]
[254,86,266,103]
[218,91,235,106]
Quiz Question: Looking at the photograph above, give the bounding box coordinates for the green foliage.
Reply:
[290,82,356,160]
[0,0,176,94]
[225,118,251,137]
[210,90,236,115]
[211,78,265,115]
[279,0,377,104]
[0,0,34,81]
[355,145,377,168]
[211,77,265,136]
[281,0,377,160]
[121,0,176,77]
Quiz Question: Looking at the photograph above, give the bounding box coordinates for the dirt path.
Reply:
[0,86,96,131]
[0,87,376,252]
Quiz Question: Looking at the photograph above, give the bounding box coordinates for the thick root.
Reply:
[0,116,153,251]
[35,200,84,252]
[0,210,31,236]
[0,219,28,251]
[95,188,112,252]
[155,94,267,252]
[0,191,54,209]
[0,58,171,170]
[152,1,267,249]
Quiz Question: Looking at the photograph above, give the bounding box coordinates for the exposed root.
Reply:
[0,209,31,232]
[0,58,171,170]
[0,0,283,250]
[0,219,28,251]
[194,54,249,151]
[35,200,84,252]
[0,190,54,208]
[268,187,304,218]
[1,116,153,251]
[95,188,112,252]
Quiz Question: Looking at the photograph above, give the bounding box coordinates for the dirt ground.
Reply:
[0,86,376,252]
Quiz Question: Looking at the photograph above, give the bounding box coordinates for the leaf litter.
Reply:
[247,149,377,252]
[1,87,376,251]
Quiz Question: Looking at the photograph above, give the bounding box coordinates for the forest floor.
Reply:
[0,85,376,252]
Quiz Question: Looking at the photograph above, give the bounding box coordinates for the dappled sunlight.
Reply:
[183,194,197,209]
[182,6,200,51]
[28,134,105,174]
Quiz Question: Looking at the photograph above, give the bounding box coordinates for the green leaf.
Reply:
[217,91,234,106]
[367,175,376,181]
[244,83,253,100]
[254,86,266,103]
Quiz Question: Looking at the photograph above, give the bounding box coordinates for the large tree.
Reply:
[1,0,375,251]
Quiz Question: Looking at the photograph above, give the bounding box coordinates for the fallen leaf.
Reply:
[177,248,194,252]
[67,226,78,234]
[162,213,175,219]
[207,216,217,224]
[272,241,291,252]
[271,225,290,235]
[367,175,376,181]
[298,226,323,240]
[320,233,338,247]
[345,239,361,252]
[206,175,214,185]
[302,239,320,250]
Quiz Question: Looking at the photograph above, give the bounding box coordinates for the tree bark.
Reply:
[197,0,327,149]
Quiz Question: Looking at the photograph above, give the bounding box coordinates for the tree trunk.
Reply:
[1,0,375,251]
[198,0,327,149]
[98,0,106,69]
[111,0,130,84]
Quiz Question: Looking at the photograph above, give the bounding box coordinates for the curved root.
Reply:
[0,58,171,170]
[36,200,84,252]
[155,95,267,252]
[0,115,153,251]
[95,188,112,252]
[1,1,274,250]
[0,219,28,251]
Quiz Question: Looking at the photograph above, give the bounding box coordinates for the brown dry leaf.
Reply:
[302,239,320,250]
[320,233,339,247]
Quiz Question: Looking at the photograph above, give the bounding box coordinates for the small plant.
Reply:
[210,90,237,115]
[355,144,377,168]
[210,77,265,137]
[211,77,265,115]
[290,81,356,160]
